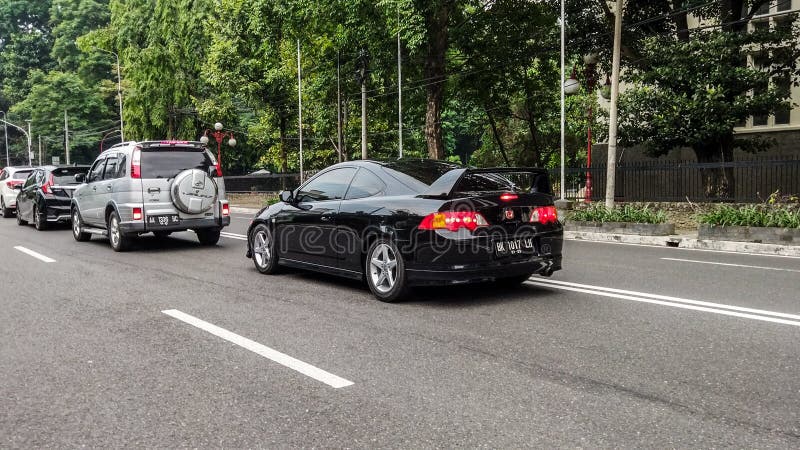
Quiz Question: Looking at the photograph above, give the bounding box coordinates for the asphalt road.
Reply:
[1,213,799,447]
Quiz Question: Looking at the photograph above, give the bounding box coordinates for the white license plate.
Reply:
[495,237,534,257]
[147,214,180,228]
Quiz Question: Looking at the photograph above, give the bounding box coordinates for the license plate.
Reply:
[495,237,535,257]
[147,214,180,228]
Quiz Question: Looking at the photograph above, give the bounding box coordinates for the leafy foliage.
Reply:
[570,203,668,224]
[697,204,800,228]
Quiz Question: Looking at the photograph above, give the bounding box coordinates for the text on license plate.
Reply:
[147,214,180,227]
[495,237,534,256]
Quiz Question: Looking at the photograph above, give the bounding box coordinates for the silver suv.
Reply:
[71,140,230,251]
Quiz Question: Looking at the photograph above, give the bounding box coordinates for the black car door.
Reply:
[18,170,40,220]
[275,167,356,268]
[336,168,388,273]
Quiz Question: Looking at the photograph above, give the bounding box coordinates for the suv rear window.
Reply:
[13,170,33,180]
[140,149,214,179]
[52,167,88,185]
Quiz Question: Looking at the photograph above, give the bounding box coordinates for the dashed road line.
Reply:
[220,232,247,241]
[661,257,800,273]
[13,246,56,263]
[162,309,354,388]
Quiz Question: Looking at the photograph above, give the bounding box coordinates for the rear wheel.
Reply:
[250,224,279,274]
[108,211,132,252]
[1,197,12,218]
[72,208,91,242]
[196,228,221,246]
[365,239,409,303]
[16,206,27,225]
[33,205,47,231]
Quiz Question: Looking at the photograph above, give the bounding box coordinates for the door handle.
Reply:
[147,187,161,194]
[106,185,112,191]
[321,215,333,222]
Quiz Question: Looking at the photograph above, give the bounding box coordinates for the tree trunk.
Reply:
[485,106,510,166]
[424,1,451,160]
[278,113,288,173]
[694,137,735,200]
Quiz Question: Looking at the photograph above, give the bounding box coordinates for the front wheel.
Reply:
[108,211,133,252]
[250,224,279,274]
[196,228,221,246]
[72,208,91,242]
[365,239,409,303]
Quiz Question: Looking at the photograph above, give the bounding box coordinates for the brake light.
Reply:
[419,211,489,232]
[131,148,141,179]
[221,202,230,217]
[500,193,518,201]
[132,207,143,221]
[42,174,54,194]
[530,206,558,225]
[159,140,189,145]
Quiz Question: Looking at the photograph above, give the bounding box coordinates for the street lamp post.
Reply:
[200,122,236,173]
[0,111,8,167]
[0,117,31,166]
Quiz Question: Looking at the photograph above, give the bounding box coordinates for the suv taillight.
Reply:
[41,174,54,194]
[131,148,141,179]
[132,207,143,221]
[221,202,230,217]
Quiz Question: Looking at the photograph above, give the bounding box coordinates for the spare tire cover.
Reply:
[171,169,218,214]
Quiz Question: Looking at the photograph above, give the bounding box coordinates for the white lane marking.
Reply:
[566,238,800,260]
[231,215,254,220]
[527,279,800,327]
[661,257,800,273]
[220,232,247,241]
[162,309,354,388]
[13,246,56,263]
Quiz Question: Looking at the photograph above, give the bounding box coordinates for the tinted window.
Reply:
[87,159,106,182]
[103,155,121,180]
[345,168,385,200]
[296,168,357,202]
[52,167,89,185]
[116,155,127,178]
[455,171,553,195]
[13,170,33,180]
[23,171,37,188]
[383,160,458,189]
[140,149,213,179]
[0,170,6,181]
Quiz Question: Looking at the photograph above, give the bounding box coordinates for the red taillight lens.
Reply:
[530,206,558,225]
[500,193,518,201]
[214,163,222,177]
[132,207,143,221]
[419,211,489,232]
[131,148,141,179]
[41,174,54,194]
[221,202,230,217]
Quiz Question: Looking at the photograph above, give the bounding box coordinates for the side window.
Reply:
[116,154,127,178]
[103,154,120,180]
[0,170,6,181]
[24,171,38,188]
[35,170,45,185]
[345,168,386,200]
[87,158,106,183]
[296,168,357,203]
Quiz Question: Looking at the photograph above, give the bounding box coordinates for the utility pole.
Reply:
[559,0,566,200]
[64,109,70,165]
[356,49,370,160]
[337,51,343,163]
[25,120,32,166]
[115,51,124,142]
[397,4,403,159]
[605,0,624,208]
[1,111,9,167]
[296,39,304,183]
[38,135,42,165]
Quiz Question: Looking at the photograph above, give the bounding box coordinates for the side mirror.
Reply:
[74,173,86,183]
[279,190,294,203]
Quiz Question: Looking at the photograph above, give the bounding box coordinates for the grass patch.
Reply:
[696,204,800,228]
[569,203,668,224]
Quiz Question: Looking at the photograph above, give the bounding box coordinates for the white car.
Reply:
[0,166,34,218]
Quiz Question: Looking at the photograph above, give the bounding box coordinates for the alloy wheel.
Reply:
[253,229,272,268]
[369,243,398,294]
[110,215,120,247]
[72,211,81,236]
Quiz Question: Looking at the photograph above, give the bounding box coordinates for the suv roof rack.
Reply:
[139,140,206,149]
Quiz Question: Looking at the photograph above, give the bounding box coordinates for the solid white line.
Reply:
[220,232,247,241]
[162,309,354,388]
[527,279,800,327]
[566,238,800,260]
[661,257,800,273]
[532,278,800,320]
[13,246,56,263]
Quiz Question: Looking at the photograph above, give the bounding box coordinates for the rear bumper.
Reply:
[406,254,561,286]
[119,216,230,233]
[43,200,72,222]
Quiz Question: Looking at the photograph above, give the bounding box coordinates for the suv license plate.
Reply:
[147,214,180,228]
[495,237,534,257]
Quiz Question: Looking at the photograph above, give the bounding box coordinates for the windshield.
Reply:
[52,167,88,185]
[140,149,214,179]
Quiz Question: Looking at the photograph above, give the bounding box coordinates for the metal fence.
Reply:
[550,159,800,203]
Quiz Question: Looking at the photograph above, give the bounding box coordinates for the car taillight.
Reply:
[530,206,558,225]
[132,207,143,221]
[221,202,230,217]
[500,193,518,201]
[41,174,54,194]
[214,162,222,177]
[131,147,141,179]
[419,211,489,232]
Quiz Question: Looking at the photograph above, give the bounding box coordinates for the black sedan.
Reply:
[16,165,89,230]
[246,160,563,302]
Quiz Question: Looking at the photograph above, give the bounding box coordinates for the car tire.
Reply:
[365,238,409,303]
[1,197,12,218]
[498,273,533,286]
[250,223,279,274]
[16,207,27,225]
[72,208,91,242]
[33,205,47,231]
[196,228,221,246]
[108,211,132,252]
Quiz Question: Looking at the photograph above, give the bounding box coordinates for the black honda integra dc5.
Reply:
[246,159,563,302]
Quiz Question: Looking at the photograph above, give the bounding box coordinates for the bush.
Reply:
[697,204,800,228]
[569,203,668,224]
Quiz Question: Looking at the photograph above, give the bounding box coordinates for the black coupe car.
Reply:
[16,165,90,230]
[246,160,563,302]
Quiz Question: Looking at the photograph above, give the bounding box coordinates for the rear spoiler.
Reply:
[419,167,551,198]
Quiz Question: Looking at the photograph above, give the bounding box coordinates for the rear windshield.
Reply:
[13,170,32,180]
[140,149,214,179]
[455,171,553,195]
[52,167,88,185]
[383,160,459,191]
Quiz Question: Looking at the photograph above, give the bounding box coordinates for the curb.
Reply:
[565,231,800,257]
